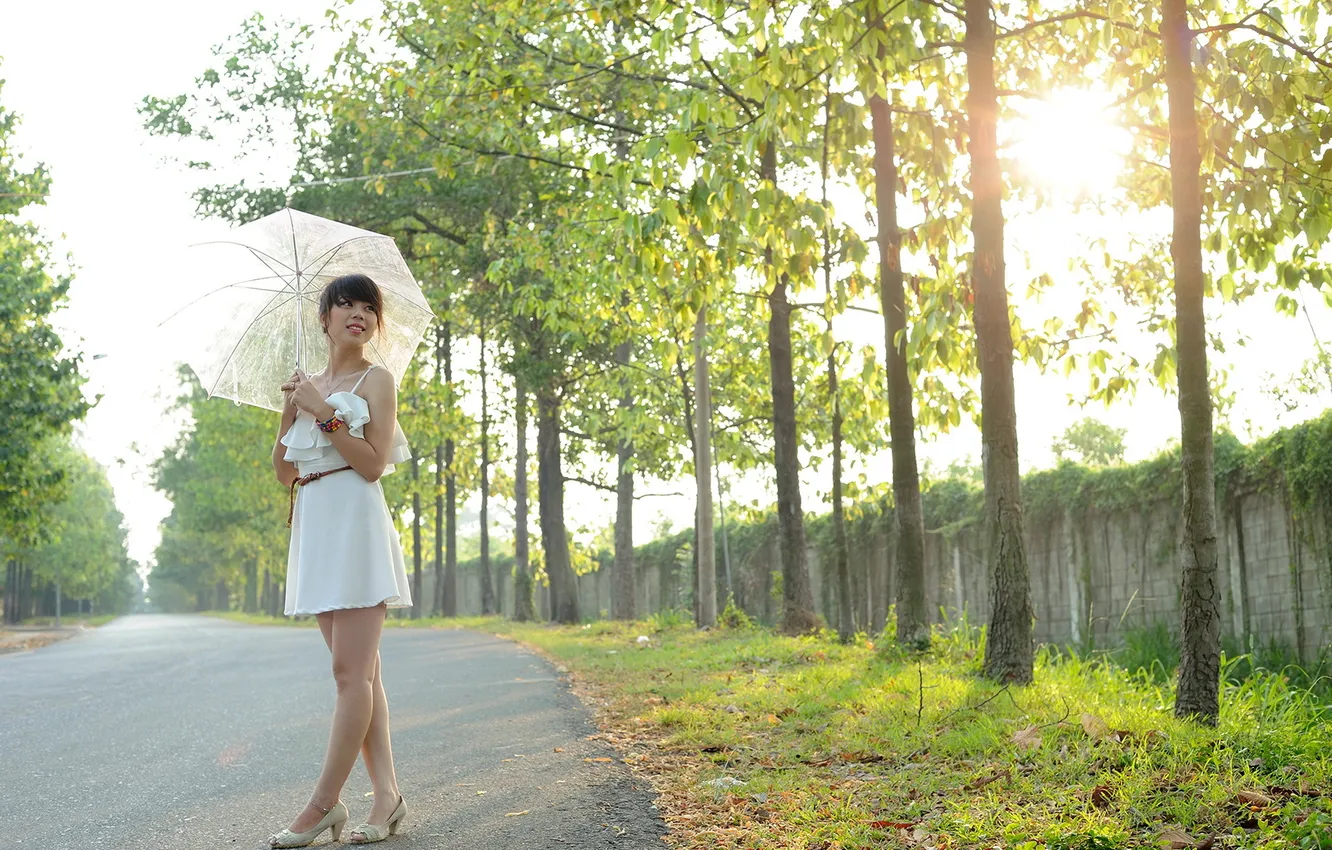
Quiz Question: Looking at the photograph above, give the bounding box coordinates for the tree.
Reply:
[1052,418,1127,467]
[152,370,288,610]
[1163,0,1219,723]
[0,78,89,556]
[511,377,535,621]
[1089,0,1332,721]
[862,2,932,649]
[966,0,1034,684]
[27,442,135,624]
[693,300,717,628]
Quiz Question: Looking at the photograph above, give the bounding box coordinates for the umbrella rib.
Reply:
[302,234,395,270]
[305,242,349,285]
[246,246,301,292]
[156,274,299,327]
[191,240,299,276]
[204,287,298,402]
[246,290,303,327]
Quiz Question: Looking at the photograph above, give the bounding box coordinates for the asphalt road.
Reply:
[0,615,667,850]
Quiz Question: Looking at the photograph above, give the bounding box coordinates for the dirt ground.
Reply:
[0,626,84,654]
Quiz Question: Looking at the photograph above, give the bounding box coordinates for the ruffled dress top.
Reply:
[279,366,413,615]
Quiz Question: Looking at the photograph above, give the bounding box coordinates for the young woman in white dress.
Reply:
[269,273,414,846]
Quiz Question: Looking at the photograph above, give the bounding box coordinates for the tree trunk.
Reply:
[1165,0,1220,724]
[412,454,423,619]
[763,139,820,636]
[716,461,734,603]
[537,382,579,624]
[433,324,445,616]
[612,332,636,621]
[479,321,495,615]
[870,80,930,649]
[513,378,535,621]
[819,97,854,644]
[694,302,717,628]
[442,321,459,617]
[433,441,443,616]
[609,119,637,622]
[20,563,31,621]
[4,560,15,625]
[244,559,258,613]
[671,327,700,616]
[967,0,1034,684]
[828,336,853,643]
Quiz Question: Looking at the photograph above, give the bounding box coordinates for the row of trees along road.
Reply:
[0,80,135,624]
[143,1,1332,724]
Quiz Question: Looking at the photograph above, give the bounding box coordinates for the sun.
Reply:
[1006,88,1132,198]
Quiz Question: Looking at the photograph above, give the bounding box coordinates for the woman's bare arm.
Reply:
[273,408,300,488]
[273,375,300,487]
[306,368,398,483]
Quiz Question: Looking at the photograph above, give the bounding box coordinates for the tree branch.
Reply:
[564,474,615,492]
[409,213,469,246]
[403,114,675,195]
[635,490,688,500]
[532,98,647,137]
[911,0,964,21]
[699,55,761,117]
[1206,23,1332,72]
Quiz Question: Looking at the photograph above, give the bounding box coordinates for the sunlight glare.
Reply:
[1007,89,1132,198]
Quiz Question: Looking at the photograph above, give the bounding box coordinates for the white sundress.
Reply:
[280,366,414,616]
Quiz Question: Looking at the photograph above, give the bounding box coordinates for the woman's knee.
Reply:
[331,658,376,691]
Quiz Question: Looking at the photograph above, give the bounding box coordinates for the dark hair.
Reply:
[319,274,385,331]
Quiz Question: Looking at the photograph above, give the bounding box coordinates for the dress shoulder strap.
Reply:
[349,365,376,394]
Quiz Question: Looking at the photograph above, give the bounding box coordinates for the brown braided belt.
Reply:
[287,465,354,527]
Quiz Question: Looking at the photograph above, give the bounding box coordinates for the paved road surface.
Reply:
[0,615,666,849]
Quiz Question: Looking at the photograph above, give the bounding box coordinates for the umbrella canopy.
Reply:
[162,208,434,412]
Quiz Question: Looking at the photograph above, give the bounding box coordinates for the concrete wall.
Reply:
[408,485,1332,658]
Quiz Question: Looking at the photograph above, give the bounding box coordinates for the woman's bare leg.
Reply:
[316,616,400,819]
[281,605,385,834]
[359,653,401,823]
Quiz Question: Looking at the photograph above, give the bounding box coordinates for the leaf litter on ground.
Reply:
[282,615,1332,850]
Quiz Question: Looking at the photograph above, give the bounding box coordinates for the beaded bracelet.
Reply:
[316,413,344,434]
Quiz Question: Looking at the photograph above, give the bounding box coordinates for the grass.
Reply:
[208,610,1332,849]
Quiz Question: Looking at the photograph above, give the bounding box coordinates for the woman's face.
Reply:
[324,295,379,345]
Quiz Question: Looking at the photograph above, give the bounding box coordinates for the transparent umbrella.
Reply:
[161,208,435,411]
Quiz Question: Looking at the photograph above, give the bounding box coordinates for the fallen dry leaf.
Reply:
[1012,725,1043,751]
[584,757,614,763]
[964,770,1009,791]
[1090,784,1113,809]
[1237,789,1273,807]
[1159,825,1195,849]
[868,820,916,829]
[1081,713,1110,739]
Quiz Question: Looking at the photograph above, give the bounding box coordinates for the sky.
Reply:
[2,2,1330,569]
[0,0,331,565]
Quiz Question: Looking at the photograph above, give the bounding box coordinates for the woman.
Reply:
[269,273,413,846]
